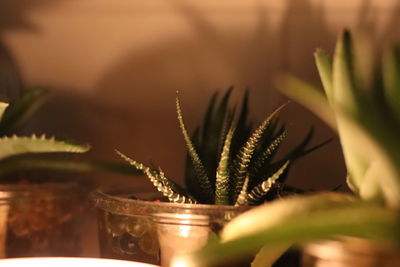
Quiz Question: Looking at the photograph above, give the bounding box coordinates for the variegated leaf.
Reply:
[201,88,233,187]
[247,161,290,205]
[234,174,249,206]
[232,103,288,202]
[215,125,235,205]
[116,150,197,204]
[250,130,287,177]
[176,94,214,203]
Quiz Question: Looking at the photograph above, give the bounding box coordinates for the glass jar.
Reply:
[302,237,400,267]
[0,182,87,258]
[90,186,250,266]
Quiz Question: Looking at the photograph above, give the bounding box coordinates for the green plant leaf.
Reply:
[0,88,48,135]
[332,29,359,113]
[215,125,235,205]
[0,153,142,178]
[0,135,89,161]
[247,161,290,205]
[174,193,399,267]
[383,46,400,121]
[116,150,197,203]
[249,129,286,180]
[236,89,250,135]
[176,95,213,203]
[235,175,250,206]
[335,109,400,205]
[279,75,336,130]
[251,244,291,267]
[0,102,9,122]
[201,88,233,185]
[231,103,287,202]
[314,49,333,102]
[184,127,203,200]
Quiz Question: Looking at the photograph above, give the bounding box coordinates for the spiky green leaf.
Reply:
[184,127,203,200]
[116,150,197,204]
[234,175,249,206]
[215,125,235,205]
[176,95,213,203]
[201,88,233,184]
[0,134,89,161]
[250,129,286,178]
[247,161,290,205]
[231,103,287,202]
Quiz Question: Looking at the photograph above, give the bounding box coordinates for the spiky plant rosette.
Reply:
[117,89,325,205]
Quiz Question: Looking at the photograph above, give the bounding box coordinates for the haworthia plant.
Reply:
[118,89,326,205]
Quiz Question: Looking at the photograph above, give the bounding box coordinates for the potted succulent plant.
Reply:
[0,89,89,258]
[91,88,326,266]
[175,30,400,267]
[0,88,140,258]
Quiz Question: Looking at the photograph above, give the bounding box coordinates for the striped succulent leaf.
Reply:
[176,94,214,203]
[247,160,290,205]
[235,175,250,206]
[215,125,235,205]
[184,127,203,200]
[231,103,288,202]
[116,150,197,204]
[202,88,233,184]
[249,129,287,179]
[156,168,198,204]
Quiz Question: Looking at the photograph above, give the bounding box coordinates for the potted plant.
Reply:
[91,88,326,266]
[174,30,400,267]
[0,88,140,258]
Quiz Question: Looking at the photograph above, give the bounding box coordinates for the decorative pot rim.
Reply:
[90,185,250,218]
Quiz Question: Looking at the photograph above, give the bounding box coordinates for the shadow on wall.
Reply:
[1,0,400,190]
[0,0,75,99]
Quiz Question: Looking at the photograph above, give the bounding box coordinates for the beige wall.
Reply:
[0,0,399,191]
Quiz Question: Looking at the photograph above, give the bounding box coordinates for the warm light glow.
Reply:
[170,255,197,267]
[178,225,192,238]
[0,258,159,267]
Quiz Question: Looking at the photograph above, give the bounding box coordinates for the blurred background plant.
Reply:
[0,87,140,183]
